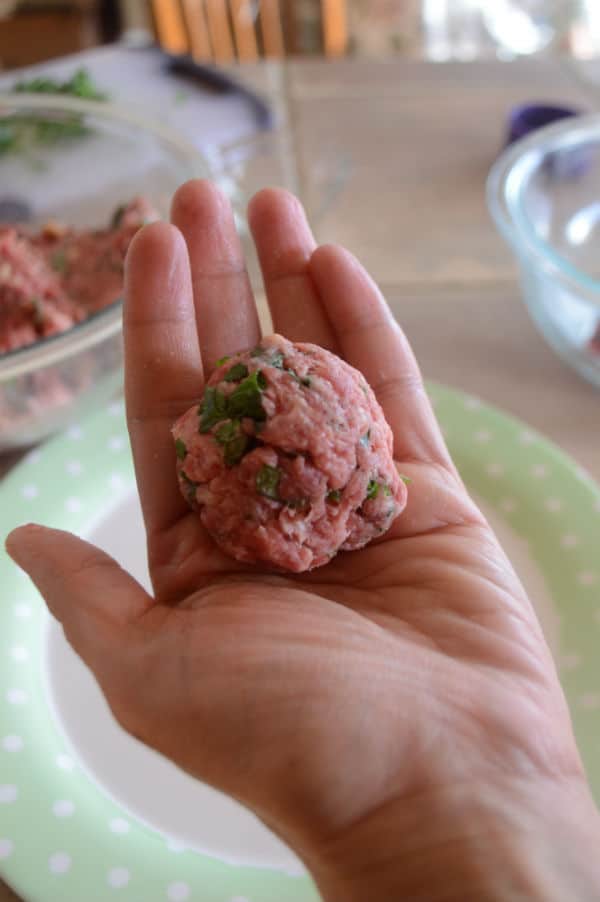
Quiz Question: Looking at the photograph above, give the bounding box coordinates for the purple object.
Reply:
[506,103,590,179]
[506,103,582,147]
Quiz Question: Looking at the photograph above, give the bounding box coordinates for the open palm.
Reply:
[7,182,588,894]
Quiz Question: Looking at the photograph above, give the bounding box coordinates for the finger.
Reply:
[171,179,260,370]
[124,221,202,539]
[248,188,338,349]
[309,244,454,472]
[5,524,153,654]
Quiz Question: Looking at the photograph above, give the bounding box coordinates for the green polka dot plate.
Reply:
[0,385,599,902]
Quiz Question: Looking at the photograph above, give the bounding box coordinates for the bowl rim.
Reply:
[487,111,600,299]
[0,92,210,379]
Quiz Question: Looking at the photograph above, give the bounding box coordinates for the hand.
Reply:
[7,182,600,901]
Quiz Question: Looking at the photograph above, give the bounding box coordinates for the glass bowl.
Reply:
[0,93,218,452]
[487,113,600,389]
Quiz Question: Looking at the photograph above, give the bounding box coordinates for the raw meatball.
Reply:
[172,334,408,572]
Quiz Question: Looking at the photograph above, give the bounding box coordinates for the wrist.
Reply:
[305,776,600,902]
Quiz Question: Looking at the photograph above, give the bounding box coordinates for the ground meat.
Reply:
[172,334,408,572]
[0,196,156,355]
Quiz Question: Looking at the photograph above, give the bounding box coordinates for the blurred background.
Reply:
[2,0,600,69]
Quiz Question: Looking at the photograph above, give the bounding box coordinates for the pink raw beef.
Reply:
[172,334,408,572]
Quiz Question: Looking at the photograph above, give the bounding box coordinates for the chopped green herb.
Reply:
[223,433,249,466]
[327,489,342,504]
[214,420,239,444]
[215,355,231,367]
[382,484,392,496]
[228,370,267,420]
[110,204,126,229]
[286,497,310,510]
[1,69,107,159]
[269,352,284,368]
[223,362,249,382]
[173,88,190,106]
[214,420,251,466]
[50,250,67,274]
[174,438,187,460]
[180,469,198,501]
[256,464,281,500]
[286,368,311,387]
[400,474,412,484]
[199,386,228,433]
[360,430,371,447]
[250,346,264,357]
[30,296,44,327]
[366,480,379,500]
[360,381,369,397]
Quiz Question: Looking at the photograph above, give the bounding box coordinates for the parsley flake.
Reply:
[366,480,379,500]
[256,465,281,500]
[51,250,67,274]
[224,362,249,382]
[174,438,187,460]
[199,386,228,433]
[227,370,267,420]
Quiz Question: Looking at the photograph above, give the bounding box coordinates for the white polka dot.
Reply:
[464,396,481,410]
[519,430,535,445]
[499,497,517,513]
[560,534,579,549]
[49,852,72,874]
[109,818,130,834]
[0,785,18,804]
[473,429,491,443]
[2,735,23,752]
[578,571,598,586]
[107,400,125,417]
[26,449,42,464]
[165,838,187,853]
[485,462,504,478]
[56,754,75,771]
[167,882,190,901]
[531,463,549,478]
[559,653,580,671]
[107,867,130,888]
[578,692,600,710]
[0,839,14,860]
[11,645,29,662]
[544,497,562,512]
[21,483,39,499]
[65,459,83,476]
[109,472,125,490]
[6,688,27,705]
[108,435,125,452]
[64,497,82,514]
[53,800,75,818]
[14,603,31,619]
[67,424,83,440]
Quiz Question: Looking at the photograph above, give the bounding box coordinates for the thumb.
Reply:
[5,524,154,671]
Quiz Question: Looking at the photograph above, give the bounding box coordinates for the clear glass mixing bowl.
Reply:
[488,113,600,389]
[0,93,214,451]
